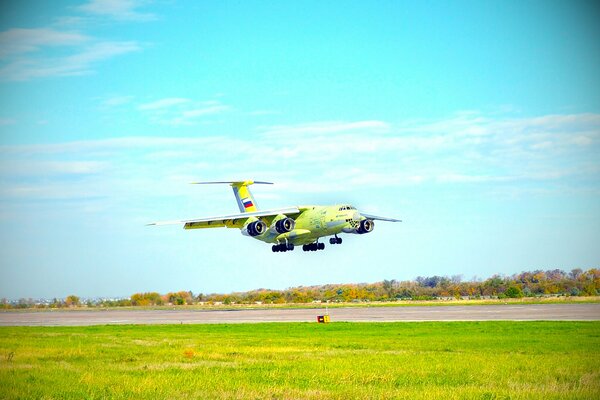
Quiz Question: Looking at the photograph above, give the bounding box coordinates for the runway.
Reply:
[1,303,599,326]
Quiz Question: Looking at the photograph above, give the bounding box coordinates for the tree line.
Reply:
[2,268,598,309]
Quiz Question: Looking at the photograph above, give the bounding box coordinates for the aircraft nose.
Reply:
[352,211,361,221]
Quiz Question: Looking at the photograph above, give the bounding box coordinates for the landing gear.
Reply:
[302,242,325,252]
[272,243,294,252]
[329,235,342,245]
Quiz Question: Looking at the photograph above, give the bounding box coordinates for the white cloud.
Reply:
[138,98,191,110]
[0,160,106,177]
[1,112,598,204]
[0,118,16,125]
[247,110,280,116]
[0,0,154,82]
[137,98,230,125]
[262,120,390,136]
[0,28,88,57]
[181,105,230,118]
[101,95,134,107]
[78,0,156,21]
[0,40,140,81]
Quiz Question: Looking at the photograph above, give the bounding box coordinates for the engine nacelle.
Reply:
[356,219,374,234]
[274,217,295,234]
[242,220,267,237]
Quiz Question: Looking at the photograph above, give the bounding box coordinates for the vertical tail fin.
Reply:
[190,180,273,213]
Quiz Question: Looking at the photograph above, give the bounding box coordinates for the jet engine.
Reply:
[242,220,267,237]
[273,217,295,234]
[356,219,374,234]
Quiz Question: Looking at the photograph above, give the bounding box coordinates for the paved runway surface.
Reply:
[1,303,599,326]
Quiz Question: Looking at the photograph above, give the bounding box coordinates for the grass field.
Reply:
[1,322,599,399]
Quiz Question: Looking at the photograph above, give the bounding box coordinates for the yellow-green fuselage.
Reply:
[247,205,362,245]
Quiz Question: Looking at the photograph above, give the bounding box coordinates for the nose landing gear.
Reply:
[329,235,342,245]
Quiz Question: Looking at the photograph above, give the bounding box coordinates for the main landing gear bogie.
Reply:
[302,242,325,252]
[272,243,294,252]
[274,236,342,252]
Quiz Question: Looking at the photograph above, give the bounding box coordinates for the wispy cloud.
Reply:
[138,98,191,110]
[137,98,230,125]
[1,112,598,204]
[0,40,141,81]
[0,28,88,57]
[0,160,106,177]
[78,0,156,21]
[181,105,230,118]
[0,118,16,126]
[246,110,280,117]
[101,95,134,107]
[262,120,390,136]
[0,2,153,82]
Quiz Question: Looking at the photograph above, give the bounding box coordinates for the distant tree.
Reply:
[569,268,583,280]
[546,269,566,281]
[131,292,162,306]
[382,279,396,298]
[416,276,449,288]
[65,295,80,307]
[165,291,193,305]
[17,298,34,309]
[0,298,10,309]
[50,298,64,308]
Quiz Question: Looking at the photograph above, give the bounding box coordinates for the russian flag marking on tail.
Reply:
[242,198,254,209]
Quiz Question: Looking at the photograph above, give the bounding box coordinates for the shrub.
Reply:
[505,286,524,298]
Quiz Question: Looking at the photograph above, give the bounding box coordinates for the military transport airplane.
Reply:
[149,181,401,252]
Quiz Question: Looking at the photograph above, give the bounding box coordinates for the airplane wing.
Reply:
[361,213,402,222]
[147,207,301,230]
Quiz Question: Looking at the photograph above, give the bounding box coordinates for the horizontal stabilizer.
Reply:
[190,181,273,185]
[189,180,272,212]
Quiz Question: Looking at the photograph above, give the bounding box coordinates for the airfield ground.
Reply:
[1,321,599,399]
[1,303,599,326]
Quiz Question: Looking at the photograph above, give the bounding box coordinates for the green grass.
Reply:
[1,322,599,399]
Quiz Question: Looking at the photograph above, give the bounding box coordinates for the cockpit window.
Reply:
[339,205,356,211]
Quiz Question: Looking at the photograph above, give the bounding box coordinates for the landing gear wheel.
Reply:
[336,237,342,244]
[318,243,325,250]
[274,243,292,252]
[329,237,336,244]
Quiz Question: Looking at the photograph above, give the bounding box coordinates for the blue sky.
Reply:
[0,0,599,299]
